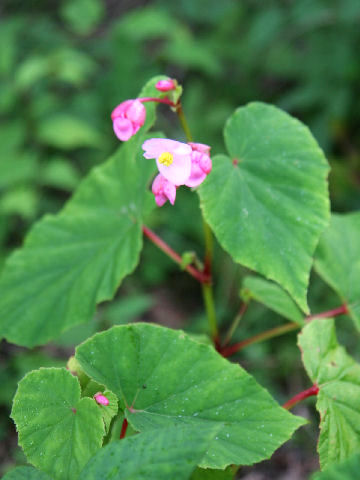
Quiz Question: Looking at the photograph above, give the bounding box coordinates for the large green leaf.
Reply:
[314,212,360,330]
[199,102,330,313]
[11,368,105,480]
[0,77,165,347]
[79,425,219,480]
[242,276,304,324]
[76,323,305,469]
[298,319,360,469]
[190,467,233,480]
[311,453,360,479]
[2,466,53,480]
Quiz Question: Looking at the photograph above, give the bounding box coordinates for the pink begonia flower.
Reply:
[155,78,176,92]
[111,99,146,141]
[142,138,192,185]
[94,393,109,406]
[152,173,177,206]
[185,142,212,188]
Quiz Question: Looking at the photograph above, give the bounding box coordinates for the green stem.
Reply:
[223,302,249,346]
[175,103,193,142]
[175,102,218,341]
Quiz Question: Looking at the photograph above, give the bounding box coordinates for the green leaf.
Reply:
[36,114,103,150]
[11,368,105,480]
[79,425,219,480]
[199,102,330,313]
[76,323,305,469]
[311,453,360,479]
[314,212,360,330]
[2,466,53,480]
[242,276,304,324]
[0,76,165,347]
[40,158,81,191]
[190,467,233,480]
[60,0,105,35]
[298,319,360,469]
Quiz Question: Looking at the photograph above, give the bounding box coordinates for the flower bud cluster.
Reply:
[111,78,212,206]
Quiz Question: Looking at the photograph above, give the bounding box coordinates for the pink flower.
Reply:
[111,99,146,141]
[155,79,176,92]
[152,174,177,206]
[185,142,212,188]
[94,393,109,406]
[142,138,192,185]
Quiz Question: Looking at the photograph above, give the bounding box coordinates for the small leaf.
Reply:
[76,323,305,469]
[314,212,360,330]
[2,466,53,480]
[199,102,330,313]
[79,425,219,480]
[311,453,360,479]
[242,276,304,324]
[298,319,360,469]
[60,0,105,35]
[11,368,105,480]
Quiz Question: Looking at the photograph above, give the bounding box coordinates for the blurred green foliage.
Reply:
[0,0,359,475]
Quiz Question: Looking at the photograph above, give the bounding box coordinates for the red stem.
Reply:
[283,384,319,410]
[140,97,177,108]
[142,225,211,284]
[120,418,128,439]
[220,303,348,358]
[306,304,348,322]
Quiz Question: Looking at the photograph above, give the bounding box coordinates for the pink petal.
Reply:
[155,79,176,92]
[111,100,133,120]
[126,99,146,126]
[156,154,191,185]
[188,142,211,155]
[185,162,207,188]
[155,193,167,207]
[113,117,134,141]
[199,154,212,174]
[163,181,176,205]
[142,138,191,159]
[152,174,165,195]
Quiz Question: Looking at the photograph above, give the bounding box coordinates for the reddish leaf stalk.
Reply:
[120,418,128,439]
[283,384,319,410]
[140,97,177,108]
[220,303,348,358]
[220,322,299,358]
[142,225,211,284]
[305,303,348,322]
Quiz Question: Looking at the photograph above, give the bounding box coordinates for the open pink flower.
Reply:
[155,79,176,92]
[185,142,212,188]
[152,174,177,206]
[142,138,192,185]
[111,99,146,141]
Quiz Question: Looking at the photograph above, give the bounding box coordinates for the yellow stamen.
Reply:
[158,151,173,167]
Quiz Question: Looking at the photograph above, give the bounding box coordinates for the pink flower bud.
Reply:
[111,99,146,141]
[94,393,109,406]
[155,79,176,92]
[152,173,177,206]
[185,143,212,188]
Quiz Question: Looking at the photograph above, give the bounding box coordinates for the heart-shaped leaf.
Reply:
[11,368,105,480]
[199,102,330,313]
[0,76,166,347]
[299,319,360,469]
[76,323,305,469]
[314,212,360,330]
[79,425,219,480]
